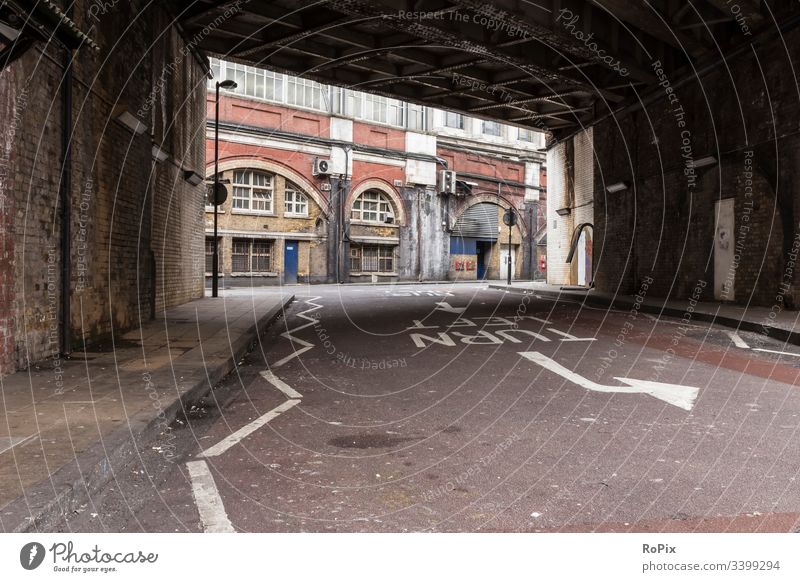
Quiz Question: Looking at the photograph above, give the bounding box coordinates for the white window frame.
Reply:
[444,111,465,129]
[231,170,274,215]
[482,120,502,136]
[284,184,309,217]
[350,245,396,273]
[231,238,274,274]
[351,190,394,223]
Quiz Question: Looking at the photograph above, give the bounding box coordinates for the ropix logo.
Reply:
[20,542,46,570]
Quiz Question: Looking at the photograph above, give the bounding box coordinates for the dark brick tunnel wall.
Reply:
[0,1,206,373]
[592,23,800,308]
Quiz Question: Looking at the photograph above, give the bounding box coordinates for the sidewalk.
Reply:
[489,282,800,345]
[0,289,293,532]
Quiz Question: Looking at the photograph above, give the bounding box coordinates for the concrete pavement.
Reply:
[60,283,800,533]
[0,288,293,532]
[490,282,800,346]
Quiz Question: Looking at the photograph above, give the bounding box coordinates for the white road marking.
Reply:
[260,370,303,399]
[547,328,597,342]
[434,301,466,314]
[725,330,750,349]
[0,434,37,455]
[519,351,699,410]
[753,348,800,357]
[186,460,235,533]
[274,296,322,368]
[201,399,301,457]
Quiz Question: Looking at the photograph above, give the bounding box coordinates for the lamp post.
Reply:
[502,208,517,286]
[212,79,237,298]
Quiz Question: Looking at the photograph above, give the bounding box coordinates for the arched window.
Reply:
[284,183,309,216]
[351,190,394,223]
[232,170,273,213]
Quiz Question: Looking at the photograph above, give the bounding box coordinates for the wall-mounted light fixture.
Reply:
[151,145,169,163]
[114,108,146,135]
[556,207,571,216]
[183,170,203,186]
[694,155,717,168]
[606,181,629,193]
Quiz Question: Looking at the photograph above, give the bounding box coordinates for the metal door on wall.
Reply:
[714,199,735,300]
[500,245,515,282]
[284,240,298,284]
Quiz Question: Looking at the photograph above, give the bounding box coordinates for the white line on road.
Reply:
[434,301,466,314]
[274,296,322,368]
[201,399,301,458]
[725,330,750,349]
[519,351,699,410]
[186,460,235,533]
[547,328,597,342]
[260,370,303,399]
[753,348,800,357]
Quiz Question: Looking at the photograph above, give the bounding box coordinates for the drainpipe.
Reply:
[59,47,73,355]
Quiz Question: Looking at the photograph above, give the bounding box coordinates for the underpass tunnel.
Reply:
[0,0,798,377]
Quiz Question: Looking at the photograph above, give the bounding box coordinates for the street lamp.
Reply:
[212,79,237,298]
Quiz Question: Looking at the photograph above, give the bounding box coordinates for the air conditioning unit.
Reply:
[313,158,331,176]
[393,179,403,187]
[384,212,395,224]
[438,169,457,195]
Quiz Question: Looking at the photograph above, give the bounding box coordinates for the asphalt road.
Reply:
[64,283,800,533]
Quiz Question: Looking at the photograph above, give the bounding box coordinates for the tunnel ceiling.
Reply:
[167,0,780,138]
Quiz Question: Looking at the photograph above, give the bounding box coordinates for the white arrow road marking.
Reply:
[725,330,750,349]
[519,352,699,410]
[753,347,800,357]
[547,328,597,342]
[435,301,466,314]
[273,296,323,368]
[201,399,301,457]
[186,460,235,533]
[260,370,303,399]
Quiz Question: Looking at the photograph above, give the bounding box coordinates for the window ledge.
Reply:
[349,220,400,228]
[284,213,310,219]
[231,209,276,216]
[204,207,225,213]
[350,272,398,277]
[229,272,279,277]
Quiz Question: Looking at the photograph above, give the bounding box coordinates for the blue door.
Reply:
[476,242,488,280]
[283,240,298,284]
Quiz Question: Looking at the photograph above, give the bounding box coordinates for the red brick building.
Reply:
[206,59,547,286]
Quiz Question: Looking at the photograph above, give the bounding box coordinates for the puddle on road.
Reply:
[328,434,417,449]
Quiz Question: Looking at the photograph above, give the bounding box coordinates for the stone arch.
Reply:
[347,179,407,225]
[210,157,330,218]
[452,194,528,237]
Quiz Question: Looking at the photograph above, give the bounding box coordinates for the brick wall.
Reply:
[591,25,800,306]
[0,1,206,374]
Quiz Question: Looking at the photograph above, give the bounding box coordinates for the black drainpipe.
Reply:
[59,49,73,355]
